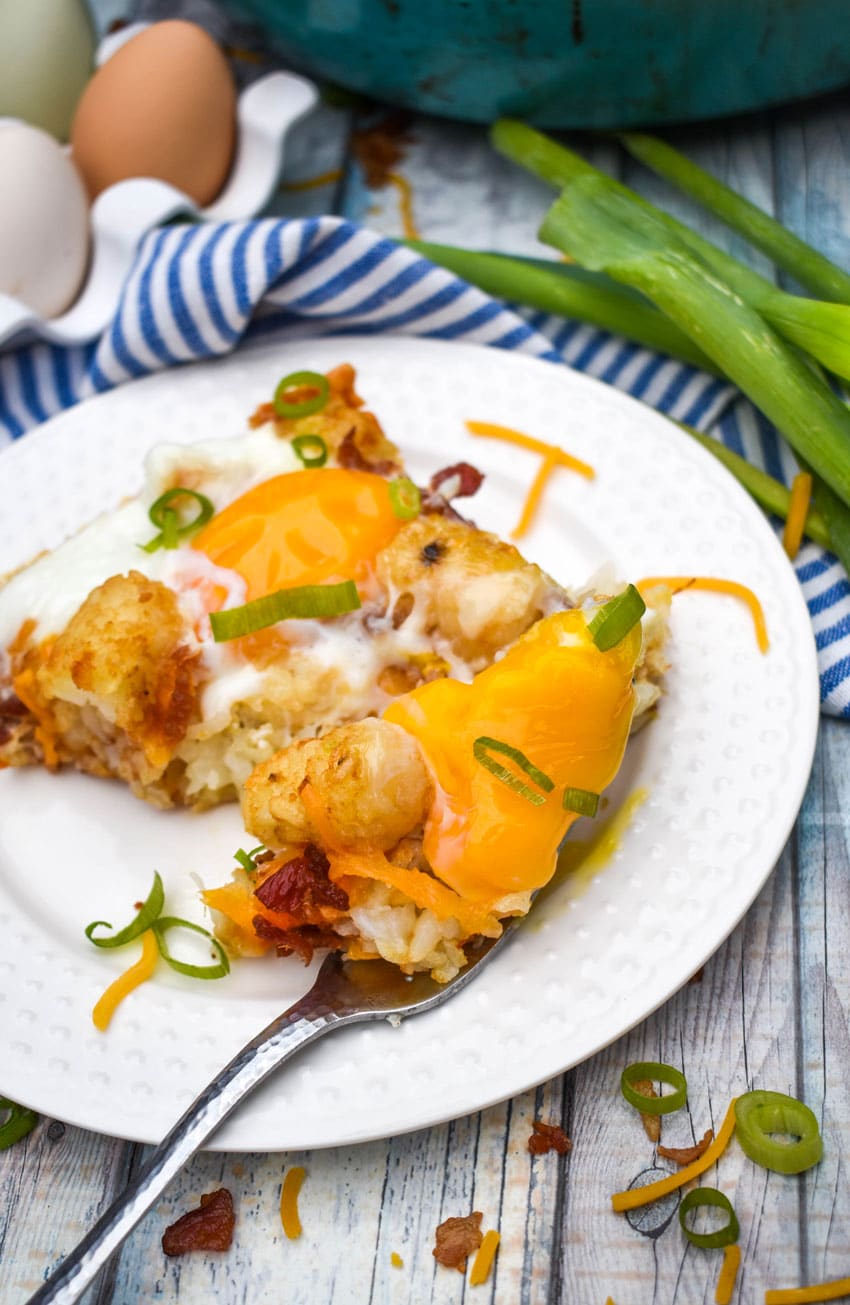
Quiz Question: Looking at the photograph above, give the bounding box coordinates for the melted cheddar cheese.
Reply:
[384,609,641,909]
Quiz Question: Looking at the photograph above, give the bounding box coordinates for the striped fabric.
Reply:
[1,215,846,713]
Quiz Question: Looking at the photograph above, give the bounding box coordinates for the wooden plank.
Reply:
[795,720,850,1288]
[0,1120,135,1304]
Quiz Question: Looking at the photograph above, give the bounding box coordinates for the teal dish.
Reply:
[220,0,850,127]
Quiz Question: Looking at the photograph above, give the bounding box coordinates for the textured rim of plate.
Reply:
[0,336,819,1150]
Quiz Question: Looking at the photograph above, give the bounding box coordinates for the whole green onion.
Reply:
[291,434,328,468]
[0,1098,38,1151]
[402,240,718,373]
[620,1061,687,1115]
[152,917,230,980]
[586,584,646,651]
[734,1090,823,1174]
[678,1188,739,1250]
[492,120,850,383]
[539,175,850,510]
[472,736,554,806]
[621,132,850,306]
[86,872,165,948]
[210,580,361,642]
[562,787,599,818]
[141,488,214,553]
[273,370,330,419]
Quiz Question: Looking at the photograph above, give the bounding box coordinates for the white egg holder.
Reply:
[0,26,318,353]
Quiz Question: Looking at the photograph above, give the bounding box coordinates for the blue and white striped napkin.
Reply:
[1,215,847,714]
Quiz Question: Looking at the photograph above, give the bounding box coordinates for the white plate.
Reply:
[0,337,819,1150]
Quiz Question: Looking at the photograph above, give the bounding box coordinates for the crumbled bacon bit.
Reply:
[528,1120,573,1156]
[0,694,28,719]
[248,401,276,429]
[162,1188,235,1256]
[429,462,484,500]
[432,1212,483,1272]
[336,428,398,476]
[657,1128,714,1166]
[254,845,349,916]
[252,917,345,965]
[631,1079,662,1143]
[351,113,413,188]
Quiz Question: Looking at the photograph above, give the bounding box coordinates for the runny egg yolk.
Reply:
[192,469,402,601]
[384,609,642,910]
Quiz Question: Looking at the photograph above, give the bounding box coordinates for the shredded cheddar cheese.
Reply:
[638,576,769,654]
[511,449,560,541]
[280,1166,306,1239]
[469,1229,500,1286]
[390,1252,404,1268]
[716,1244,741,1305]
[386,172,420,240]
[91,929,159,1032]
[281,169,344,193]
[611,1098,738,1212]
[465,420,595,539]
[12,664,59,769]
[765,1279,850,1305]
[782,471,813,561]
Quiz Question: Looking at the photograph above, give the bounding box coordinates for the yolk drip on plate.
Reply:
[192,468,403,600]
[384,610,642,909]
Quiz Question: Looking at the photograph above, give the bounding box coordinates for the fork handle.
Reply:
[26,1000,344,1305]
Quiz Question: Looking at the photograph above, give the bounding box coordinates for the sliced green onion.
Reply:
[678,1187,739,1250]
[562,787,600,818]
[291,434,328,468]
[141,488,214,553]
[389,476,421,520]
[210,580,361,642]
[234,845,265,874]
[621,1061,687,1115]
[152,917,230,980]
[273,370,330,419]
[0,1098,38,1151]
[85,872,165,948]
[734,1090,823,1174]
[620,132,850,307]
[472,736,554,806]
[586,585,646,652]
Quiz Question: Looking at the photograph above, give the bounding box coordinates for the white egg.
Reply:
[0,121,90,317]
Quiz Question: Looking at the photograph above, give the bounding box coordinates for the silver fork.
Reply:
[25,927,518,1305]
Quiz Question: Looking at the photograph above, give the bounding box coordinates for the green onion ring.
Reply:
[85,872,165,948]
[152,917,230,980]
[587,584,646,651]
[734,1090,823,1174]
[291,434,329,468]
[273,370,330,419]
[234,845,266,874]
[678,1187,739,1249]
[472,736,554,806]
[140,488,214,553]
[388,476,422,520]
[621,1061,687,1115]
[0,1098,38,1151]
[210,580,361,642]
[562,786,600,817]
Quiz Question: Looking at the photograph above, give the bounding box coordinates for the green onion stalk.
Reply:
[492,120,850,384]
[402,240,718,373]
[536,172,850,510]
[620,132,850,306]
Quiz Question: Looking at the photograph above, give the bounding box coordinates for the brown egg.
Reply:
[70,20,236,206]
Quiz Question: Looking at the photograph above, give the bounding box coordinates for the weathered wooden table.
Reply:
[2,11,850,1304]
